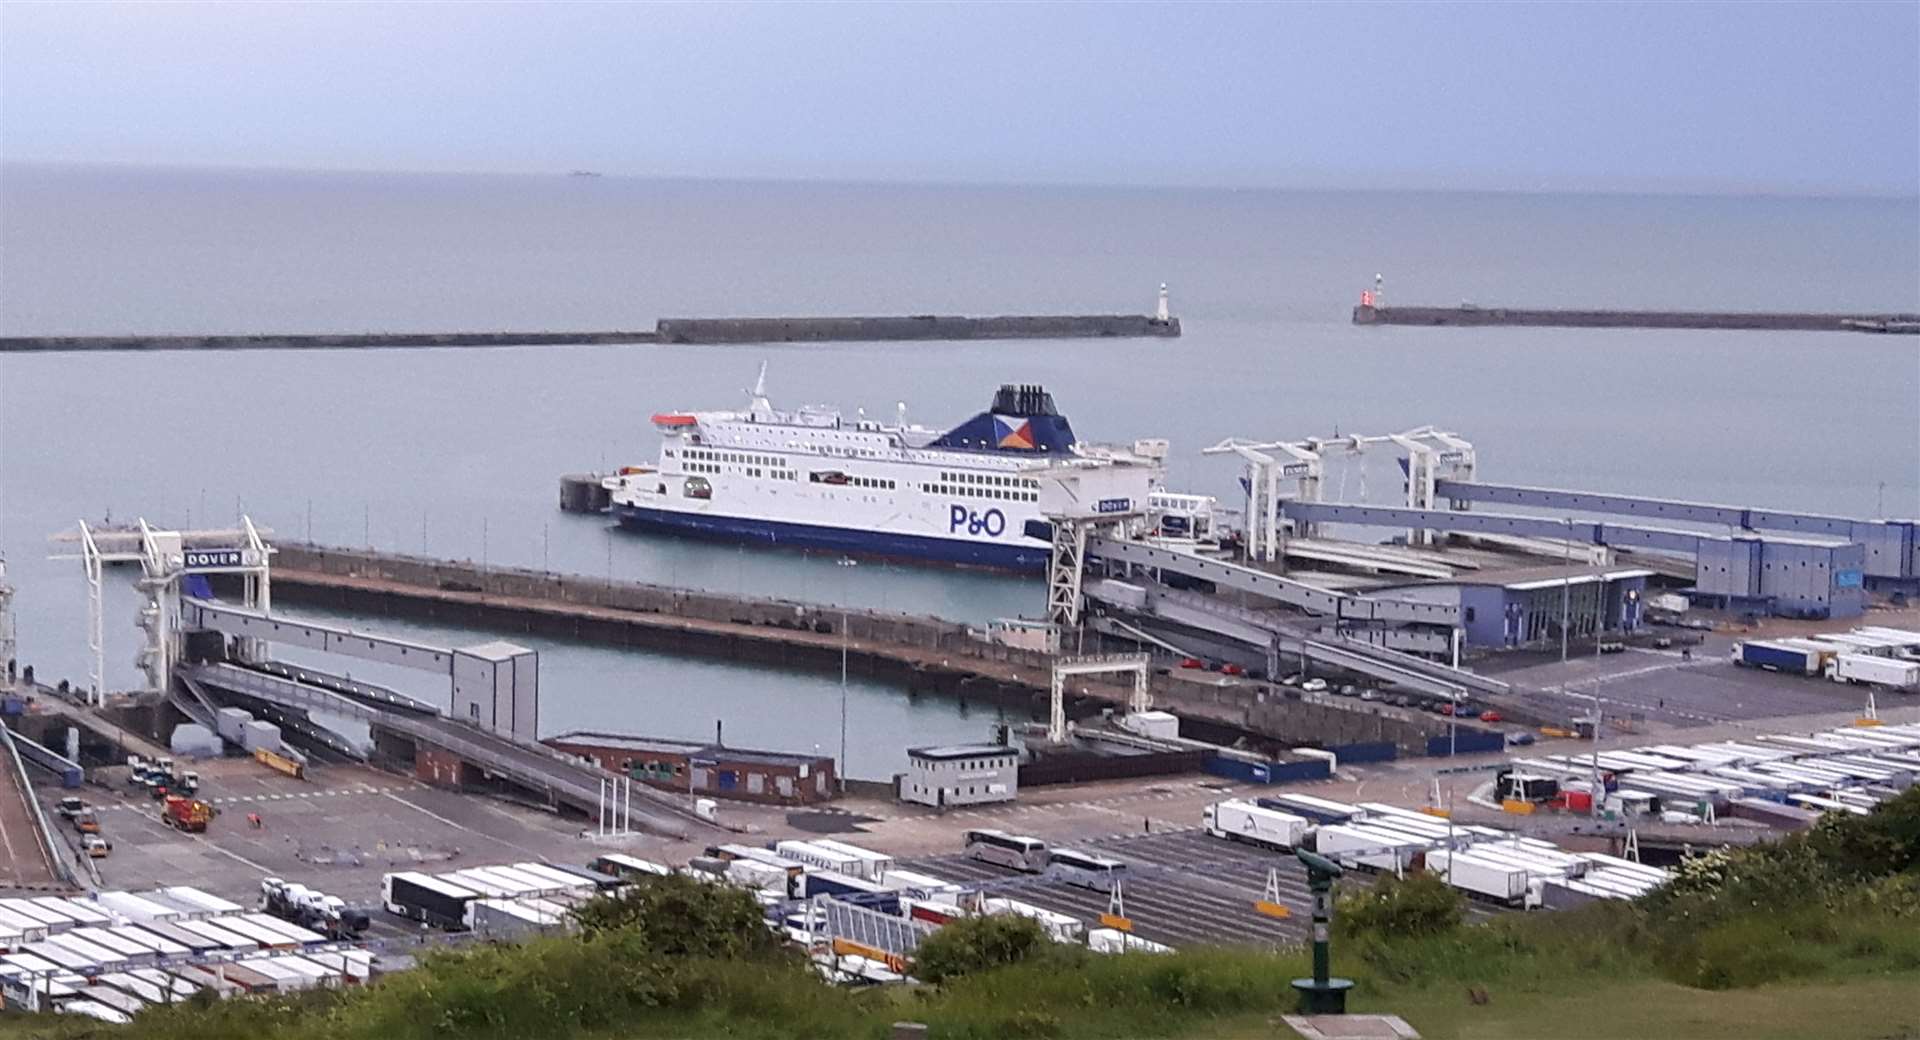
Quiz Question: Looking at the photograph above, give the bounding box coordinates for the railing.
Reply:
[0,721,76,889]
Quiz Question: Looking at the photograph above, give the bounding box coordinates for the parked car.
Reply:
[1221,663,1245,677]
[1479,710,1504,723]
[1280,675,1302,688]
[1180,658,1204,670]
[1301,678,1329,693]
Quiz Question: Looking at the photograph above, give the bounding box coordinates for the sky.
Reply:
[1,1,1915,196]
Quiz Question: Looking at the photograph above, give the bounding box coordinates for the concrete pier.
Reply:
[0,312,1179,353]
[247,545,1430,750]
[1352,303,1919,333]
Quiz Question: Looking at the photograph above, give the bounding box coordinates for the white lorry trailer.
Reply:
[1827,653,1920,692]
[1202,799,1309,850]
[1425,849,1534,907]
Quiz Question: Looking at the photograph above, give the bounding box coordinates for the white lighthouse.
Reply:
[1155,283,1170,323]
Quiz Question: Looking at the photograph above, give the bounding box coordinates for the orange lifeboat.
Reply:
[651,413,698,429]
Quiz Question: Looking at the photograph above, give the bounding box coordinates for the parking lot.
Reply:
[1487,639,1881,729]
[38,757,605,909]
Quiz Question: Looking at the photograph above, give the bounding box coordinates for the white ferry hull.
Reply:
[613,502,1049,571]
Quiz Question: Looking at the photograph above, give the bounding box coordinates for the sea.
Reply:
[2,161,1916,777]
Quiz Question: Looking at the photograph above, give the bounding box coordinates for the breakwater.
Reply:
[1352,304,1919,333]
[654,313,1178,343]
[1,313,1177,353]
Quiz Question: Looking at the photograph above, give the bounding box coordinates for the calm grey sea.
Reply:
[2,163,1915,774]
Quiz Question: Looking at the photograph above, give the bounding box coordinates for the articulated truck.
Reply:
[1827,653,1920,691]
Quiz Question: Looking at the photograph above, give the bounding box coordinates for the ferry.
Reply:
[604,370,1181,571]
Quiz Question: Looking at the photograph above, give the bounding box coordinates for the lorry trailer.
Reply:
[1827,653,1920,691]
[1731,640,1820,674]
[1204,799,1310,850]
[382,872,479,930]
[1424,850,1533,907]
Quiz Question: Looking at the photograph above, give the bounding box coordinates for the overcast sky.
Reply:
[2,1,1915,195]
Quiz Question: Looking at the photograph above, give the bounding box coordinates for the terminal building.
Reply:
[543,731,837,806]
[898,744,1018,809]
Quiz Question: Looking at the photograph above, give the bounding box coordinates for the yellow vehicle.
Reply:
[82,834,112,859]
[72,811,100,834]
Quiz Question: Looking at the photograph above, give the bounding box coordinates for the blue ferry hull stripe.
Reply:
[613,505,1050,572]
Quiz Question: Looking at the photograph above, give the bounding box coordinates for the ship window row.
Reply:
[810,475,898,491]
[939,471,1038,490]
[930,483,1035,502]
[686,448,780,468]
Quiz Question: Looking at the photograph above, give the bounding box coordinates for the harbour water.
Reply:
[2,162,1915,771]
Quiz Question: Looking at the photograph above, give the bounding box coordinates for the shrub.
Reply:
[1336,871,1463,942]
[911,913,1054,983]
[569,872,786,961]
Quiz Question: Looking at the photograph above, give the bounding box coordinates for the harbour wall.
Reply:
[1,313,1177,353]
[262,544,1057,701]
[1352,304,1919,333]
[654,314,1178,343]
[258,545,1421,750]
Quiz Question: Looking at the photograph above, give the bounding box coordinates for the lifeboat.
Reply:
[651,413,698,430]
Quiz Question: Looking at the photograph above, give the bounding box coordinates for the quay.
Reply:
[1351,302,1919,333]
[255,544,1468,753]
[258,544,1058,699]
[0,305,1179,354]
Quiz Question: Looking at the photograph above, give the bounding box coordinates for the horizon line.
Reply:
[5,156,1916,205]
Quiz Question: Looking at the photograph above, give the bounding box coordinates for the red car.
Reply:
[1439,703,1457,716]
[1180,657,1204,670]
[1221,663,1245,677]
[1479,710,1503,723]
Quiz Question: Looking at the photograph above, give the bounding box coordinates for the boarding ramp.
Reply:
[1090,583,1509,700]
[0,723,65,890]
[1086,536,1459,627]
[183,599,453,674]
[179,662,708,838]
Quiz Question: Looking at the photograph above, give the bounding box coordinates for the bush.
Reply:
[911,913,1055,983]
[569,872,786,961]
[1336,871,1463,942]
